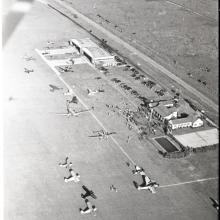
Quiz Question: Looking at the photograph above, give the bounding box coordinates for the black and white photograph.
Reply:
[2,0,219,219]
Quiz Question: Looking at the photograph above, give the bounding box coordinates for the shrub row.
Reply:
[189,144,218,153]
[161,148,190,159]
[159,144,218,159]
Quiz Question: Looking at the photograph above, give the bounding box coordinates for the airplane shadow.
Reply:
[209,197,219,209]
[133,181,138,189]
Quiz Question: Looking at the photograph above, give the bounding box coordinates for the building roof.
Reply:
[153,97,196,118]
[71,38,114,60]
[176,99,195,114]
[71,38,97,48]
[153,104,177,117]
[82,47,114,60]
[169,115,201,125]
[174,128,218,148]
[169,116,193,125]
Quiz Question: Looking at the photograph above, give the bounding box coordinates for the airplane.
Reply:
[64,168,80,183]
[24,68,34,74]
[49,84,63,92]
[132,165,145,175]
[87,89,98,96]
[42,51,50,55]
[80,199,97,215]
[88,129,116,139]
[58,66,73,73]
[23,55,35,61]
[81,185,97,199]
[87,88,104,96]
[210,197,219,210]
[137,181,159,194]
[59,156,72,169]
[57,107,94,117]
[47,41,54,45]
[68,58,75,64]
[134,172,159,194]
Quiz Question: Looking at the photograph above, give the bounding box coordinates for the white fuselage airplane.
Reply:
[58,107,93,117]
[137,175,159,194]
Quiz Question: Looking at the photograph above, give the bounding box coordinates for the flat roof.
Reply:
[83,47,114,60]
[169,115,198,125]
[71,38,114,60]
[174,128,219,148]
[70,38,97,48]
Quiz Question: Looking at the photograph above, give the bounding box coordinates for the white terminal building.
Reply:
[69,38,117,67]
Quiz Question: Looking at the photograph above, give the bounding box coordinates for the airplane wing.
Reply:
[86,201,93,210]
[76,108,93,114]
[88,135,101,138]
[144,176,151,185]
[107,132,116,135]
[148,186,156,194]
[54,112,75,117]
[82,206,89,212]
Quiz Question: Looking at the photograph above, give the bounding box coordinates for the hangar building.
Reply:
[69,38,117,67]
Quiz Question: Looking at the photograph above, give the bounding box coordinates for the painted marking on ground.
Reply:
[160,177,218,188]
[166,0,217,22]
[36,49,136,165]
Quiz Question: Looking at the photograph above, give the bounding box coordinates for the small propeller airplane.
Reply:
[87,89,104,96]
[58,66,73,73]
[132,165,159,194]
[57,106,94,117]
[80,198,97,215]
[210,197,219,210]
[81,185,97,200]
[49,84,63,92]
[47,40,54,45]
[23,55,35,61]
[89,129,116,139]
[64,168,80,183]
[24,68,34,74]
[135,175,159,194]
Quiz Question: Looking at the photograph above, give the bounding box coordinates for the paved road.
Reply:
[48,0,218,112]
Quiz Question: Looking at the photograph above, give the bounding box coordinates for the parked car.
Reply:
[131,90,139,97]
[111,78,121,83]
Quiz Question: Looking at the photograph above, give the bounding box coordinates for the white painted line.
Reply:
[36,49,136,165]
[160,177,218,188]
[166,0,217,22]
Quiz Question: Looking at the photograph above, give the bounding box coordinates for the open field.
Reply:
[3,1,218,220]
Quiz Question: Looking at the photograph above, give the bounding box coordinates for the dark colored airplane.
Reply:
[49,84,63,92]
[81,185,97,199]
[210,197,219,210]
[24,68,34,74]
